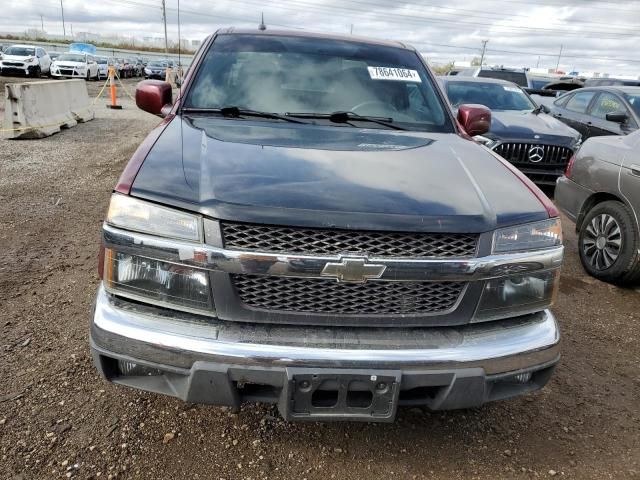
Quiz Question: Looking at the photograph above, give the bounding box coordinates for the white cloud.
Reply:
[2,0,640,75]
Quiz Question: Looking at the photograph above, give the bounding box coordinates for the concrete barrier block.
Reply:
[3,79,95,139]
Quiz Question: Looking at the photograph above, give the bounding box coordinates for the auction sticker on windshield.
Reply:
[368,66,422,83]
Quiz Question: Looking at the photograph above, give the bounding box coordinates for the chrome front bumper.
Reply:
[92,284,559,377]
[91,286,559,416]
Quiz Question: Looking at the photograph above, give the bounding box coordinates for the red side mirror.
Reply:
[135,80,172,116]
[457,104,492,137]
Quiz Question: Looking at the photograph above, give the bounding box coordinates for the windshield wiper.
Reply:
[286,111,407,131]
[182,106,309,124]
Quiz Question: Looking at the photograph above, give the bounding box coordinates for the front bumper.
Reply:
[51,70,86,78]
[91,285,560,420]
[0,65,35,75]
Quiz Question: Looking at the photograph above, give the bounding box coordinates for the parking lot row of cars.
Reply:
[0,43,178,81]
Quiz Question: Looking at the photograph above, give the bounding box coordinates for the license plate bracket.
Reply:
[279,368,401,422]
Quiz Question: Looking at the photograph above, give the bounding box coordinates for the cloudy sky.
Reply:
[3,0,640,75]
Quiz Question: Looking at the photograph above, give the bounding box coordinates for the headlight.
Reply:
[144,67,151,74]
[106,194,201,241]
[493,218,562,254]
[473,135,498,149]
[474,270,559,322]
[26,56,37,63]
[103,249,214,315]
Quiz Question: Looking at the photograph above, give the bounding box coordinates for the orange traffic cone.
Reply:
[106,66,122,110]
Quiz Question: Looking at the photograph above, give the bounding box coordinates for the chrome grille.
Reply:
[493,143,573,166]
[493,143,573,185]
[232,275,465,315]
[221,223,478,258]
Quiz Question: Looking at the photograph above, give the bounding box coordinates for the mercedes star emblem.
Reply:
[528,146,545,163]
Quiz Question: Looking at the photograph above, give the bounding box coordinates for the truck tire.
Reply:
[578,200,640,285]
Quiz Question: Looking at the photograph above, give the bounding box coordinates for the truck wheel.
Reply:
[578,200,640,285]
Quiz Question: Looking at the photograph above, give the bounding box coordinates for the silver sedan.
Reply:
[556,130,640,284]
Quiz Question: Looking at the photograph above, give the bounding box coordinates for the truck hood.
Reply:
[489,110,581,145]
[130,116,548,233]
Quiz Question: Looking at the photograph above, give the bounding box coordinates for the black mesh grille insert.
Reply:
[232,275,465,315]
[221,223,478,258]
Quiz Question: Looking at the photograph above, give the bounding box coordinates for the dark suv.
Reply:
[90,29,563,422]
[440,77,581,186]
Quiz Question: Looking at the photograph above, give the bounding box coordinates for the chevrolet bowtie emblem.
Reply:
[321,257,387,283]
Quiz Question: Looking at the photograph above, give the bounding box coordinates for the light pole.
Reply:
[479,39,488,67]
[556,44,563,72]
[161,0,169,53]
[60,0,66,38]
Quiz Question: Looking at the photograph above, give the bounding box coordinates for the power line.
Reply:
[333,0,640,31]
[19,0,640,67]
[227,0,640,39]
[458,0,640,12]
[410,40,640,65]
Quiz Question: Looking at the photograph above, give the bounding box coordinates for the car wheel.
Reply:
[32,66,41,78]
[578,200,640,285]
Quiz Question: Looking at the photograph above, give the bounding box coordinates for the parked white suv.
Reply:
[0,44,51,77]
[51,53,99,80]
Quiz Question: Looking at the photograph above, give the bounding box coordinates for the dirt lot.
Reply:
[1,74,639,480]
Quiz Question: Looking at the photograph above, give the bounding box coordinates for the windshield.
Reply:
[477,70,528,87]
[58,54,86,62]
[96,58,107,64]
[149,61,167,67]
[529,79,553,89]
[624,93,640,117]
[446,81,536,111]
[5,46,35,56]
[185,34,452,131]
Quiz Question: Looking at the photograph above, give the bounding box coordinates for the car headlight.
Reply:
[26,56,37,63]
[103,195,211,315]
[493,218,562,254]
[103,249,213,315]
[474,270,559,322]
[473,135,498,149]
[144,68,151,74]
[573,135,582,150]
[106,194,201,241]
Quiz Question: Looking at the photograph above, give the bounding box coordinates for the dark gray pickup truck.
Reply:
[91,29,564,422]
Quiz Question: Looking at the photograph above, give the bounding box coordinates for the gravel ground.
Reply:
[1,74,639,480]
